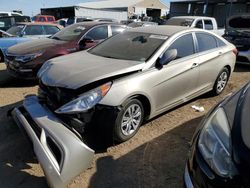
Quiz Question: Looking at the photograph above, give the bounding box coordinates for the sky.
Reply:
[1,0,171,16]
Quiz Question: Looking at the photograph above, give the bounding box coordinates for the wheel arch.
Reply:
[126,94,151,120]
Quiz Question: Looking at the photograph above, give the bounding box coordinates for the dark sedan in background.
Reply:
[223,15,250,64]
[185,82,250,188]
[5,22,127,79]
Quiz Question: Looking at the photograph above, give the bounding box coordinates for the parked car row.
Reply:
[5,22,127,78]
[0,22,63,62]
[8,23,237,188]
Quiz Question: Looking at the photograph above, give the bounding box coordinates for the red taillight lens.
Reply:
[233,48,238,56]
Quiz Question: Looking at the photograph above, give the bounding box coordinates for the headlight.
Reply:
[15,51,44,63]
[198,108,237,178]
[55,82,112,114]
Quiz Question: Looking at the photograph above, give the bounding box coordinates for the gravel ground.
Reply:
[0,63,250,188]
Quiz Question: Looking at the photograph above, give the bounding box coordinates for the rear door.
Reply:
[153,33,200,113]
[195,32,226,91]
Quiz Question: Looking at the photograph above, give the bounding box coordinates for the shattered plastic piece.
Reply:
[191,105,205,112]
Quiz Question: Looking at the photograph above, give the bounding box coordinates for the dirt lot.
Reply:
[0,63,250,188]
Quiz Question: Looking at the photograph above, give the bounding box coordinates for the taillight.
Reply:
[233,48,238,56]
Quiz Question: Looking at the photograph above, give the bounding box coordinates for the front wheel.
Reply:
[114,99,144,142]
[212,67,230,96]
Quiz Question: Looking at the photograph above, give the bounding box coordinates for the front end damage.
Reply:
[12,96,94,188]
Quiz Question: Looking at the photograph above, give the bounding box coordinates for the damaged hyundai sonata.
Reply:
[12,26,236,188]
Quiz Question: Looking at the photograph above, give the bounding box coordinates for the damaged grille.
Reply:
[39,81,76,110]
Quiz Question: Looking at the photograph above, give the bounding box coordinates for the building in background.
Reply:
[170,0,250,27]
[78,0,168,18]
[41,0,168,21]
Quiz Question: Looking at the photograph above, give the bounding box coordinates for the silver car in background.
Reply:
[12,26,236,188]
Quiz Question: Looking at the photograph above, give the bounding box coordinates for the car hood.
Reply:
[0,37,30,48]
[226,15,250,37]
[221,82,250,170]
[7,38,67,55]
[39,51,144,89]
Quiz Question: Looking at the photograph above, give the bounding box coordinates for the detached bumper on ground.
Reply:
[11,96,94,188]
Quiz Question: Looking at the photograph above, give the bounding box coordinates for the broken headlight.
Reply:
[55,82,112,114]
[198,108,238,178]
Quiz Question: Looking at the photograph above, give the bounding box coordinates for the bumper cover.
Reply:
[12,96,94,188]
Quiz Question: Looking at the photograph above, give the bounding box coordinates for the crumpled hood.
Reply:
[39,51,144,89]
[7,38,66,55]
[226,15,250,37]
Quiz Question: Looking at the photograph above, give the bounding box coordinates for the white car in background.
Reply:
[166,16,225,36]
[0,11,23,17]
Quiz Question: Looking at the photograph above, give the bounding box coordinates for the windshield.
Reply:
[229,16,250,29]
[6,25,24,35]
[165,18,194,27]
[89,32,167,62]
[51,24,86,41]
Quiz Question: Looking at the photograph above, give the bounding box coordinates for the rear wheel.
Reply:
[212,67,229,95]
[114,99,144,142]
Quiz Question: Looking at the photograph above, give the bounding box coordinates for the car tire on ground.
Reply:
[212,67,230,96]
[114,98,144,142]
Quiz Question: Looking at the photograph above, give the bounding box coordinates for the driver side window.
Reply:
[168,34,195,59]
[85,26,108,41]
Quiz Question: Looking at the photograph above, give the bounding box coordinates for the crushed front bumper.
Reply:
[12,96,94,188]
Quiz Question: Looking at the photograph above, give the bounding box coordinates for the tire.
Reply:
[114,98,144,142]
[212,67,230,96]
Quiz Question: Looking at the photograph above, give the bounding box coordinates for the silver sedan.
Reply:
[12,26,236,188]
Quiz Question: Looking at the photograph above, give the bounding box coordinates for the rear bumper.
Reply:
[12,96,94,188]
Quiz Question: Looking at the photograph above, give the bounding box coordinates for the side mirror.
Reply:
[157,49,177,68]
[79,37,94,50]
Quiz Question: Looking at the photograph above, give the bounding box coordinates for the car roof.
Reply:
[73,21,123,28]
[127,25,193,36]
[16,22,60,26]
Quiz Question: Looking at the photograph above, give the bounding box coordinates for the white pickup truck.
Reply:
[165,16,224,36]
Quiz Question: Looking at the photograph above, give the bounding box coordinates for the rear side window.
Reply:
[44,26,60,35]
[111,26,125,35]
[204,20,213,30]
[24,25,44,35]
[168,34,194,59]
[86,26,108,40]
[196,33,217,52]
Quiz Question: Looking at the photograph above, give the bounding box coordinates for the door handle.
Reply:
[218,51,223,56]
[191,63,199,69]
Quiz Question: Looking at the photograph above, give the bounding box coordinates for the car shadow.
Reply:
[234,64,250,72]
[0,102,47,188]
[87,116,203,188]
[0,66,38,88]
